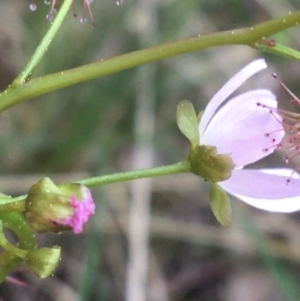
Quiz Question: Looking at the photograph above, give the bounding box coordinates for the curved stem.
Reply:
[0,213,36,282]
[0,222,28,259]
[12,0,74,85]
[1,10,300,112]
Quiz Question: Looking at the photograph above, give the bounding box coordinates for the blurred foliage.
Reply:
[1,0,300,300]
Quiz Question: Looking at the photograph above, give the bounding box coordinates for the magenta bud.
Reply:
[25,178,95,234]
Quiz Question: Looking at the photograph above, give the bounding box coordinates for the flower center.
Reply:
[257,74,300,184]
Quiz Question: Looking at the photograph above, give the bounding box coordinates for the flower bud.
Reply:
[25,178,95,234]
[26,246,61,278]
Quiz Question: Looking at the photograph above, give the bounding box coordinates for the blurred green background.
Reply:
[1,0,300,300]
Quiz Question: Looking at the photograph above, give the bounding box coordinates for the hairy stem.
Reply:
[76,160,191,187]
[1,10,300,112]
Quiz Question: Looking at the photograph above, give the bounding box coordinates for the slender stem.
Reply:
[76,160,191,187]
[0,161,191,207]
[1,10,300,112]
[254,43,300,61]
[12,0,74,85]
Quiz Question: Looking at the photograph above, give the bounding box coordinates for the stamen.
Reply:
[286,163,300,185]
[272,73,300,106]
[258,96,300,184]
[83,0,96,26]
[72,2,77,17]
[35,1,97,26]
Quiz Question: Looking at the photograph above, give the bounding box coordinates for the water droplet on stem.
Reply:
[29,3,37,11]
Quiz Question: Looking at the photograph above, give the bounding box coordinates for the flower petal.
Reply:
[58,187,96,234]
[201,90,283,167]
[219,169,300,212]
[199,59,267,137]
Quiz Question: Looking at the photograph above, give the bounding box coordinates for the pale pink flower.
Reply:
[200,59,300,212]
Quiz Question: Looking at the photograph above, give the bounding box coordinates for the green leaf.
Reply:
[188,144,234,183]
[209,183,231,227]
[176,100,199,146]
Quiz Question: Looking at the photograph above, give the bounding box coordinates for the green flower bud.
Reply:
[26,246,61,279]
[25,178,95,234]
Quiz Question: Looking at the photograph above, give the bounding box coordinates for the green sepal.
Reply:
[209,183,231,226]
[26,246,61,279]
[25,178,73,233]
[188,144,234,182]
[176,100,199,147]
[197,110,203,124]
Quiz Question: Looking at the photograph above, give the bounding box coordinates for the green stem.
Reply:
[0,161,191,207]
[0,222,28,259]
[0,195,26,213]
[0,199,25,213]
[1,10,300,112]
[255,43,300,61]
[0,212,36,282]
[76,160,191,187]
[12,0,74,85]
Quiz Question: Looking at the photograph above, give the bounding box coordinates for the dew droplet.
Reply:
[46,13,53,21]
[284,157,289,164]
[44,0,51,5]
[29,3,37,11]
[80,17,87,24]
[116,0,123,6]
